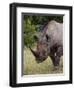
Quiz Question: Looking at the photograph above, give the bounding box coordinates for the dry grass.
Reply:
[23,48,63,75]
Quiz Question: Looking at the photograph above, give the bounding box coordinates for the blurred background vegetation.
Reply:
[23,15,63,47]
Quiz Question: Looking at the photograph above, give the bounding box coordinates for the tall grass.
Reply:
[23,48,63,75]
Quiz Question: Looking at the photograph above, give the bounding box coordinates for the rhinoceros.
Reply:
[29,20,63,66]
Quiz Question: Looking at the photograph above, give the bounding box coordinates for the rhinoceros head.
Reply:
[29,34,50,63]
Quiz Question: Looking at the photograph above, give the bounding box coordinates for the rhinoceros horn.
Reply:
[29,47,38,58]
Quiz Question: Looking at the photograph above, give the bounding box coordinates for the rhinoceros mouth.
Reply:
[29,47,48,63]
[35,56,48,63]
[36,59,45,63]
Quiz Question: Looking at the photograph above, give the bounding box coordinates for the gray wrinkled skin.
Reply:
[30,20,63,66]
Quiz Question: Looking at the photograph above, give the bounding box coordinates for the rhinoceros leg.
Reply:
[56,46,63,57]
[54,46,63,66]
[49,46,63,66]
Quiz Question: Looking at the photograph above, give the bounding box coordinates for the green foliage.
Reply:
[35,15,63,24]
[23,17,36,47]
[23,15,63,47]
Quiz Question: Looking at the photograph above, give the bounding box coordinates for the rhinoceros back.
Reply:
[45,20,63,47]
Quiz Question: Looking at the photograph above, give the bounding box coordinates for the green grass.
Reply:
[23,48,63,75]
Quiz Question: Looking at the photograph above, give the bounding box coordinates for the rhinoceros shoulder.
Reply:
[48,20,62,30]
[46,20,63,46]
